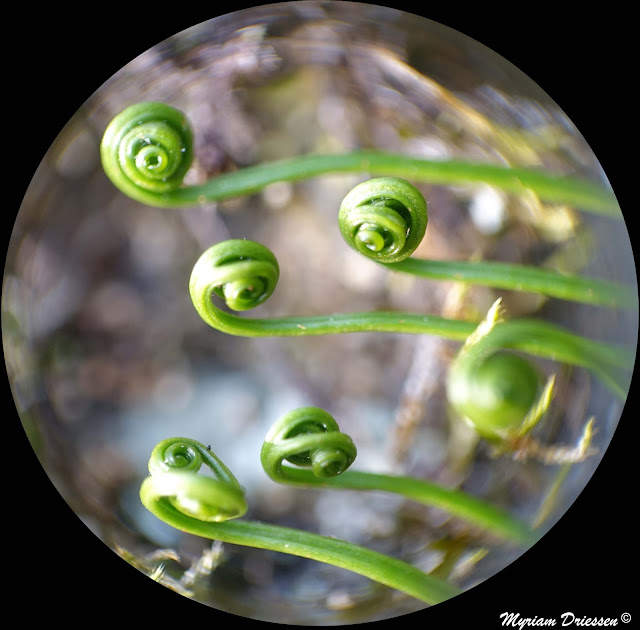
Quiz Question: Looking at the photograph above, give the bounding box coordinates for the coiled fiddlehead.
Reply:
[338,177,428,263]
[140,437,461,605]
[100,102,194,206]
[260,407,536,545]
[141,437,248,522]
[260,407,357,482]
[339,179,635,307]
[189,239,279,324]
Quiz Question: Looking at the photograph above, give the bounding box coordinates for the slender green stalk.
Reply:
[260,408,537,545]
[276,468,536,546]
[142,510,460,604]
[383,257,637,309]
[140,436,461,605]
[185,153,619,216]
[101,102,620,216]
[189,240,633,399]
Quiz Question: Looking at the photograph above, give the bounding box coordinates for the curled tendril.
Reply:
[100,102,194,205]
[189,239,280,325]
[446,300,551,441]
[260,406,536,544]
[140,436,460,604]
[338,177,428,263]
[141,437,247,523]
[261,407,357,482]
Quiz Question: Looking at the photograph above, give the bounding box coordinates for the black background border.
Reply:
[4,4,635,627]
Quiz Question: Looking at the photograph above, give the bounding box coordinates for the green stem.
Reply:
[142,499,460,604]
[191,290,631,399]
[193,152,618,216]
[190,305,629,367]
[101,104,619,215]
[130,150,621,217]
[384,258,637,309]
[268,467,537,546]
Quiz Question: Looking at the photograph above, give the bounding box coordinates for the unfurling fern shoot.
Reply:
[140,437,248,523]
[260,407,537,545]
[260,406,357,480]
[338,177,428,263]
[140,437,461,605]
[100,102,194,206]
[189,239,280,333]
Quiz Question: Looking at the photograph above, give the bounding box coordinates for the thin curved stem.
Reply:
[101,104,619,215]
[190,293,632,398]
[261,466,537,546]
[189,240,633,399]
[116,149,620,217]
[140,491,461,604]
[383,257,637,309]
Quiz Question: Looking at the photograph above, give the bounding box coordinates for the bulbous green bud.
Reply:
[447,352,541,440]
